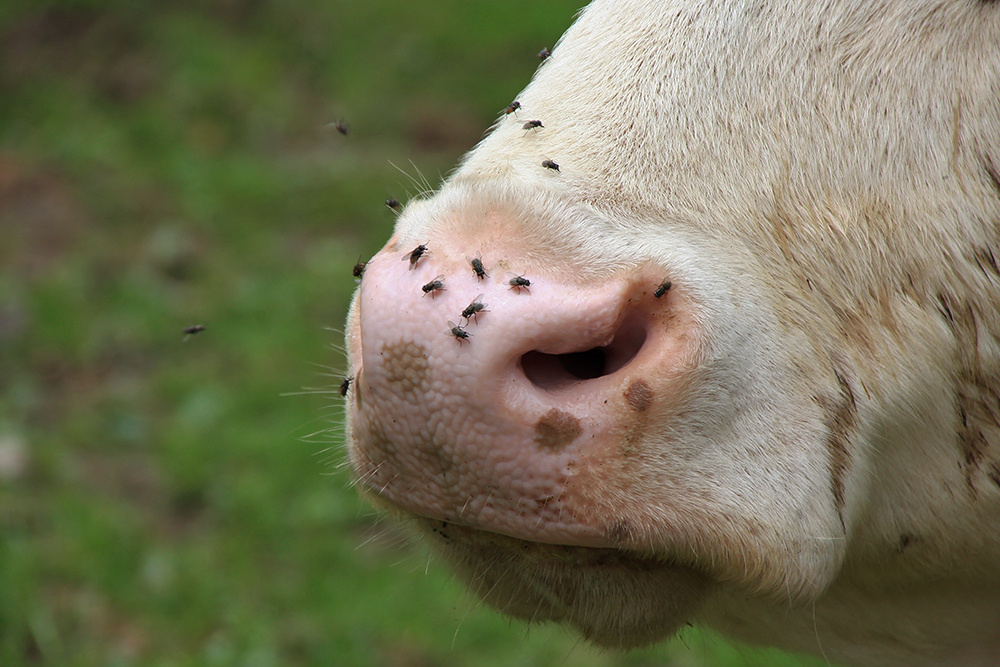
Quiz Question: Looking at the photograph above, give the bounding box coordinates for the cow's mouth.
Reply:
[416,518,709,649]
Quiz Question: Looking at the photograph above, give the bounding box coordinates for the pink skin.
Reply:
[347,231,701,549]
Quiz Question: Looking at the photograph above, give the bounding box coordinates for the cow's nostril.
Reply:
[521,313,648,390]
[559,349,606,379]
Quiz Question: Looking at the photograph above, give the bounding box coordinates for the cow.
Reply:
[341,1,1000,664]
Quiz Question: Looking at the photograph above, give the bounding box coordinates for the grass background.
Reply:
[0,2,832,665]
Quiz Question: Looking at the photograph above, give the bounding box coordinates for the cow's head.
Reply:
[342,1,1000,663]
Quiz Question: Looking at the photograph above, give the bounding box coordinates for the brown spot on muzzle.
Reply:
[381,340,430,395]
[534,408,582,450]
[624,380,653,412]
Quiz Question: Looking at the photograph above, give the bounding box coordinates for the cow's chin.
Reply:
[415,518,709,650]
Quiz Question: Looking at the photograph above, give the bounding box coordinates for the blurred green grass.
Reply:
[0,2,831,665]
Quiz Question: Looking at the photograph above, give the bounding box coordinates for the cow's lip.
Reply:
[411,517,710,649]
[420,517,654,564]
